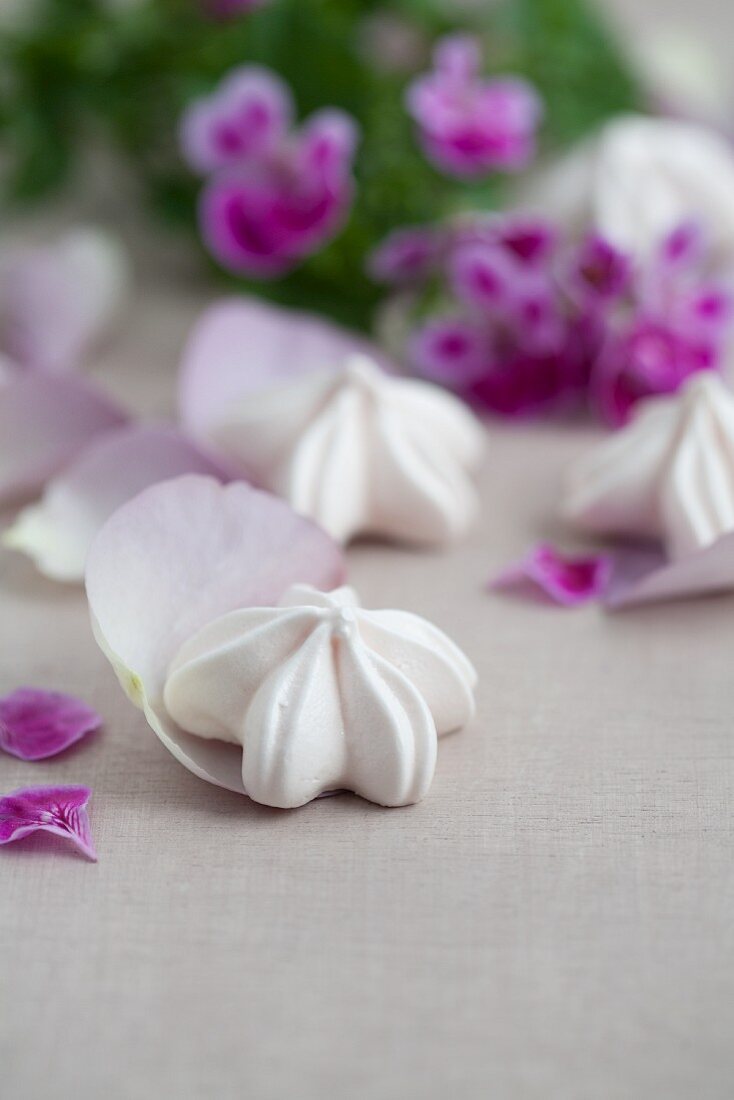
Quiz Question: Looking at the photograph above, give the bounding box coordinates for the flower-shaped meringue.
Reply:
[563,373,734,605]
[179,299,484,546]
[86,475,346,795]
[164,584,476,808]
[86,476,476,808]
[535,114,734,263]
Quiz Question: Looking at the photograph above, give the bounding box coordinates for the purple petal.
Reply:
[491,543,612,607]
[180,65,292,174]
[434,34,482,79]
[367,226,442,285]
[0,689,101,760]
[409,318,489,387]
[0,785,97,860]
[450,242,517,311]
[570,234,633,303]
[179,297,389,441]
[0,375,128,507]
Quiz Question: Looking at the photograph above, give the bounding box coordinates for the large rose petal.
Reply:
[3,425,225,582]
[85,475,347,793]
[0,375,128,508]
[179,297,389,439]
[0,229,129,373]
[606,534,734,608]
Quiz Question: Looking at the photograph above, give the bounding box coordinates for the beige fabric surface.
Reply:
[4,1,734,1092]
[1,282,733,1100]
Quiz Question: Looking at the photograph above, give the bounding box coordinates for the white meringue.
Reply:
[533,114,734,263]
[203,354,485,546]
[564,373,734,560]
[163,583,477,809]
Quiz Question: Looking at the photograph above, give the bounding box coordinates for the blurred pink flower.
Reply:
[181,68,358,278]
[377,213,732,424]
[406,34,542,179]
[367,226,444,284]
[180,66,291,175]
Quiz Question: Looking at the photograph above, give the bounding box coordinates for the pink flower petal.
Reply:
[180,65,292,175]
[0,689,101,760]
[605,533,734,608]
[178,297,389,440]
[0,785,97,860]
[491,543,612,607]
[4,424,226,582]
[85,475,347,793]
[0,229,129,374]
[0,375,128,508]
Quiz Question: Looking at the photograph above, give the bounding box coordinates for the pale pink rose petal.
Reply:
[605,534,734,608]
[0,375,128,508]
[85,475,347,793]
[0,229,129,373]
[4,424,226,582]
[0,785,97,861]
[179,297,389,438]
[0,688,101,760]
[491,543,612,607]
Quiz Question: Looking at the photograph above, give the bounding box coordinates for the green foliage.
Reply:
[0,0,639,328]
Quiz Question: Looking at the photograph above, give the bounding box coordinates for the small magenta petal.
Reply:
[0,689,101,760]
[491,543,612,607]
[0,785,97,860]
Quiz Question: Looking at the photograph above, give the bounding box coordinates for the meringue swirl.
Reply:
[204,354,485,546]
[564,373,734,559]
[164,584,477,809]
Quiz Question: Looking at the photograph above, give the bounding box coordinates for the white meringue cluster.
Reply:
[164,584,476,809]
[564,374,734,560]
[202,354,484,547]
[535,114,734,263]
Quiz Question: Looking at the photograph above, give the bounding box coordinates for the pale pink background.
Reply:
[2,4,734,1098]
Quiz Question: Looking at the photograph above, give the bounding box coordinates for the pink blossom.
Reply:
[181,67,359,278]
[591,318,719,428]
[491,544,612,607]
[180,66,292,175]
[0,688,101,761]
[406,34,542,179]
[408,317,488,386]
[0,785,97,861]
[377,212,732,424]
[368,227,444,285]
